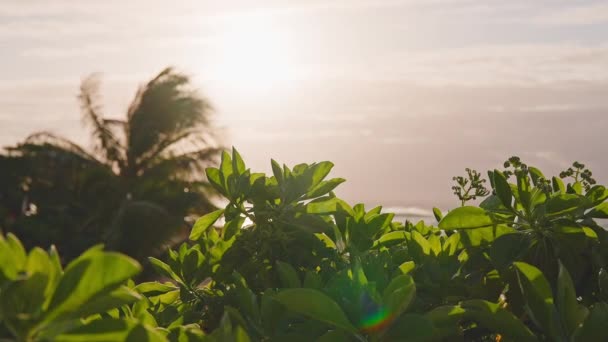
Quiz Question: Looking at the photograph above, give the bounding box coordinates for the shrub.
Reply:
[1,149,607,341]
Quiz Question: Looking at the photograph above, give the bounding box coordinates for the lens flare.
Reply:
[359,306,394,333]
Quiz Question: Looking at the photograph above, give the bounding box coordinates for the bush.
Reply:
[1,149,607,341]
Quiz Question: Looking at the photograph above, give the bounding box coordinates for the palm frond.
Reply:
[141,147,222,179]
[21,131,100,162]
[125,67,215,172]
[79,75,125,167]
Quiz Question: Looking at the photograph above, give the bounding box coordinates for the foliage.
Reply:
[0,68,221,261]
[1,150,607,341]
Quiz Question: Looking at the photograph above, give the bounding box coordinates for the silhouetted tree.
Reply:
[0,68,222,261]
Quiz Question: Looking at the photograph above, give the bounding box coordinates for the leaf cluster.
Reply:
[1,151,607,341]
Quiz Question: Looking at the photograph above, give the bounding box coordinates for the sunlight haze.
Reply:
[1,0,607,213]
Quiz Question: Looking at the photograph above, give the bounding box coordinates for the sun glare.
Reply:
[207,16,296,94]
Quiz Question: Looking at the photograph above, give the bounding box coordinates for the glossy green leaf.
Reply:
[223,216,245,240]
[76,286,142,318]
[44,250,141,323]
[546,194,583,217]
[374,231,409,248]
[432,207,443,222]
[271,159,283,185]
[461,300,537,341]
[585,185,608,206]
[149,257,182,284]
[205,168,225,195]
[231,147,246,175]
[587,202,608,218]
[493,169,513,208]
[528,167,545,186]
[552,176,565,193]
[54,319,136,342]
[398,261,416,275]
[425,305,467,339]
[438,206,494,230]
[382,274,415,317]
[189,209,224,240]
[488,233,531,270]
[514,262,562,340]
[273,288,358,333]
[556,262,588,336]
[306,178,346,199]
[459,225,513,248]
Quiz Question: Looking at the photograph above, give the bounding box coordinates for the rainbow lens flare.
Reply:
[359,306,394,333]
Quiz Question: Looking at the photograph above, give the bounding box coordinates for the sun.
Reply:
[206,15,296,94]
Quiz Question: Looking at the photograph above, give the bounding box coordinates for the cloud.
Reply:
[532,3,608,26]
[368,43,608,85]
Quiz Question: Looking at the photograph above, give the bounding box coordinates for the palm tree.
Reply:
[1,68,222,261]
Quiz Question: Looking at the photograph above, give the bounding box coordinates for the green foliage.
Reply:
[1,150,607,341]
[0,68,221,262]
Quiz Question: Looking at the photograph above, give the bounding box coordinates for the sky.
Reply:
[1,0,608,214]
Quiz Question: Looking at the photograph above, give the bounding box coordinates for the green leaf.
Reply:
[382,274,415,317]
[271,159,283,185]
[408,231,431,257]
[189,209,224,240]
[546,194,583,217]
[513,262,562,340]
[425,305,467,339]
[459,225,513,248]
[493,170,513,208]
[307,197,340,214]
[438,206,494,230]
[135,282,178,297]
[206,168,226,195]
[552,177,565,193]
[220,150,233,183]
[556,261,588,336]
[54,319,136,342]
[361,213,394,239]
[441,233,461,256]
[587,202,608,218]
[273,288,358,333]
[398,261,416,275]
[460,300,537,342]
[427,234,441,256]
[44,250,141,323]
[571,182,583,195]
[276,261,301,288]
[223,216,245,240]
[432,207,443,222]
[306,178,346,199]
[6,233,27,264]
[528,167,545,186]
[384,314,436,341]
[231,147,246,175]
[572,302,608,342]
[585,185,608,206]
[149,257,182,284]
[0,273,48,337]
[373,231,410,248]
[488,233,531,270]
[308,161,334,188]
[75,286,142,318]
